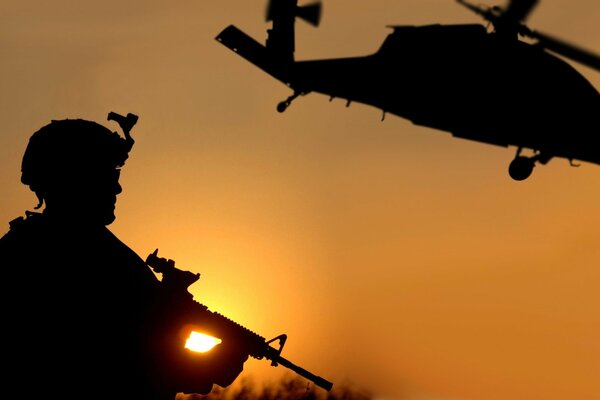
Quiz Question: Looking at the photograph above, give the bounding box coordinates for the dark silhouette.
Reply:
[145,250,333,392]
[0,113,248,400]
[179,375,369,400]
[216,0,600,181]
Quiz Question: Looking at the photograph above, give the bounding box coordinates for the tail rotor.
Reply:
[265,0,323,62]
[266,0,322,27]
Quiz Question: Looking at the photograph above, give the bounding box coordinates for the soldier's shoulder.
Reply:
[2,211,45,239]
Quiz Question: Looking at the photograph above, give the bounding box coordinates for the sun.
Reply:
[185,331,222,353]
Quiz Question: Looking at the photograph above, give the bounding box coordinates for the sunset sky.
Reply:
[1,1,599,399]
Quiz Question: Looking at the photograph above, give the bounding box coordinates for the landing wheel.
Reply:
[276,101,289,113]
[277,91,302,113]
[508,156,535,181]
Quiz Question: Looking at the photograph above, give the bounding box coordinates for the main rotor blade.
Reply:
[503,0,539,23]
[524,28,600,71]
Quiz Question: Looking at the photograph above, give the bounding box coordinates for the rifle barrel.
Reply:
[274,355,334,391]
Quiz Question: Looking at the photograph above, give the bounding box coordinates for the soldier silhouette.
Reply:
[0,113,248,400]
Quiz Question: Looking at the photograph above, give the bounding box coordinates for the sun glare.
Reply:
[185,331,222,353]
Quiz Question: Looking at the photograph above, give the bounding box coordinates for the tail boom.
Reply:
[216,25,292,85]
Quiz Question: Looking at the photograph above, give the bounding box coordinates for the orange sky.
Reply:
[1,1,599,399]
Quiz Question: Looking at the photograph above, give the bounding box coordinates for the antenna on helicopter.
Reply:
[457,0,600,71]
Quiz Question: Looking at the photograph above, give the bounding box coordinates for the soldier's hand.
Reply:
[209,341,249,388]
[174,340,248,395]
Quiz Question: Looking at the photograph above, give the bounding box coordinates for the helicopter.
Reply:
[215,0,600,180]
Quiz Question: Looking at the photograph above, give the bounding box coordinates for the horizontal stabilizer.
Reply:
[215,25,290,84]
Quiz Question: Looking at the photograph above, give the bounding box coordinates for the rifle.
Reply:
[145,249,333,392]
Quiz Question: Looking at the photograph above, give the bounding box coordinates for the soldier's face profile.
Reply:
[46,164,123,225]
[85,166,122,225]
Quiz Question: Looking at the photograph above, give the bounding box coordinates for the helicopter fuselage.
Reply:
[289,24,600,165]
[216,12,600,179]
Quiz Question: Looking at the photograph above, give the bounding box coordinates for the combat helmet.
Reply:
[20,112,138,209]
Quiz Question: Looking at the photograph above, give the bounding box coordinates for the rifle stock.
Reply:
[146,249,333,392]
